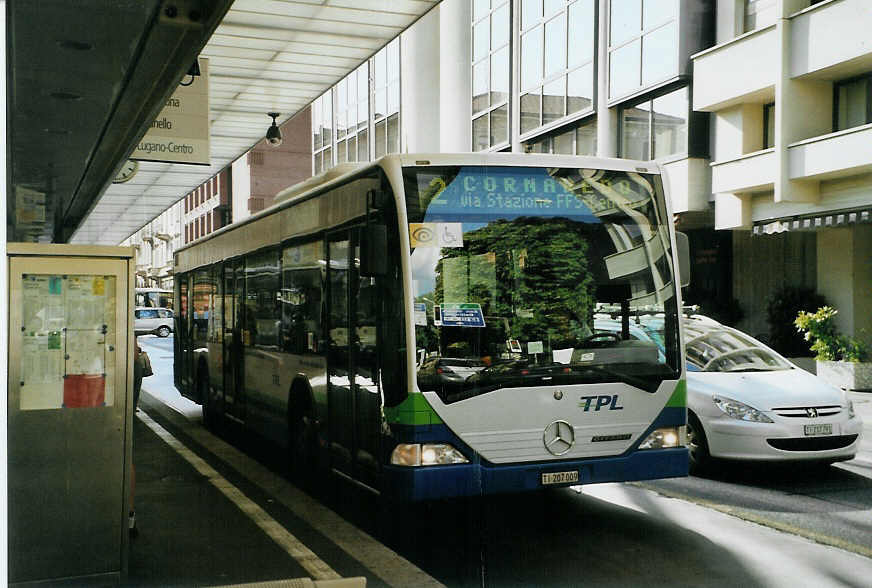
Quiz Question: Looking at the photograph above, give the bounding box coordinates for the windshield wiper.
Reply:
[569,365,659,393]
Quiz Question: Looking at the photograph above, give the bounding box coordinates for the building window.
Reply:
[312,91,334,174]
[519,0,595,137]
[744,0,776,33]
[608,0,678,100]
[620,86,688,160]
[373,39,400,158]
[472,0,510,151]
[522,117,597,154]
[834,74,872,131]
[335,63,370,164]
[763,102,775,148]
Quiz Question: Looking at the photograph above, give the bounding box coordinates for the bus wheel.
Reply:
[687,412,710,474]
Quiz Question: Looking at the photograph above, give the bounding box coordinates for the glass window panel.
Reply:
[337,79,347,111]
[567,63,593,114]
[358,64,369,102]
[521,27,544,90]
[375,47,386,86]
[323,147,333,170]
[493,3,509,48]
[314,152,322,174]
[521,91,542,134]
[474,17,490,62]
[375,88,386,119]
[336,140,347,164]
[473,60,490,113]
[568,0,595,67]
[837,78,869,130]
[387,40,399,81]
[522,0,542,30]
[609,39,641,98]
[388,81,400,115]
[611,0,641,45]
[543,78,565,124]
[642,22,677,87]
[554,128,575,154]
[545,0,564,16]
[358,101,368,130]
[347,135,357,162]
[545,16,567,77]
[358,128,368,161]
[322,93,333,145]
[387,113,400,154]
[490,105,508,146]
[473,114,489,151]
[643,0,676,29]
[622,101,651,160]
[474,0,490,21]
[313,99,322,149]
[491,46,510,105]
[375,120,386,159]
[652,88,687,158]
[576,121,597,155]
[763,103,775,148]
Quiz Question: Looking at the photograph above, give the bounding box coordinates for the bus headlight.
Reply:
[391,443,469,466]
[638,426,685,449]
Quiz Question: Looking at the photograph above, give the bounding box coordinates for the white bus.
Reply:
[135,286,173,309]
[174,153,690,501]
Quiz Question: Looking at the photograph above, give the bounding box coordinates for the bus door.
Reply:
[222,260,245,424]
[326,229,381,489]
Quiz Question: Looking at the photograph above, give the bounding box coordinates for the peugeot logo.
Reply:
[543,420,575,456]
[806,407,819,418]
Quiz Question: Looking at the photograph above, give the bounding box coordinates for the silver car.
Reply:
[134,307,174,337]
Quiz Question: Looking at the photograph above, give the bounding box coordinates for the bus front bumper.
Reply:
[382,447,688,501]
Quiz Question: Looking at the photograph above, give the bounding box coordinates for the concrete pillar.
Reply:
[401,7,441,153]
[816,226,872,348]
[716,0,744,43]
[438,0,471,152]
[596,0,617,157]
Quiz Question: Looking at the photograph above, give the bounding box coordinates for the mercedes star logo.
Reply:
[543,420,575,456]
[806,407,818,418]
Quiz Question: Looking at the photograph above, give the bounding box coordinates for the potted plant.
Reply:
[794,306,872,391]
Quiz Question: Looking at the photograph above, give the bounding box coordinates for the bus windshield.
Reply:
[404,165,681,403]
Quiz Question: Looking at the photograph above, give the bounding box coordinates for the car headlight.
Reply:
[713,395,773,423]
[638,426,685,449]
[390,443,469,466]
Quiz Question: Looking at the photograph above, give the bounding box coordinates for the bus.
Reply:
[135,287,173,309]
[173,153,690,501]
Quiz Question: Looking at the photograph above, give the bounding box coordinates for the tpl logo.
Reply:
[578,395,624,411]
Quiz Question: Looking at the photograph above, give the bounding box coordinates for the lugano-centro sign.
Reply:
[131,57,210,165]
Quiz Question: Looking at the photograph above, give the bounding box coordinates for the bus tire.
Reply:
[288,386,315,482]
[687,411,711,474]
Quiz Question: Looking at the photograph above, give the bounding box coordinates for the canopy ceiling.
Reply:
[6,0,438,245]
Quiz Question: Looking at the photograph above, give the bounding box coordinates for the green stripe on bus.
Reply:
[384,392,444,426]
[666,380,686,408]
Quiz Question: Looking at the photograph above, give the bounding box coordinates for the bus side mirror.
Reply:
[675,231,690,288]
[360,224,387,277]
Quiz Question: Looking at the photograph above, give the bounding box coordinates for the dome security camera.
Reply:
[266,112,282,146]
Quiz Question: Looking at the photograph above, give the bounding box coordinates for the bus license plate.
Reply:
[541,471,579,485]
[804,424,832,436]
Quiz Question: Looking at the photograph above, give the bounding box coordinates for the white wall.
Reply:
[401,6,441,153]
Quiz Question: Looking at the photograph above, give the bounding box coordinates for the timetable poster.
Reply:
[19,273,117,410]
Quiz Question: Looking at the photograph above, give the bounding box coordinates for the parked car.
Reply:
[610,314,863,472]
[417,357,486,400]
[134,307,174,337]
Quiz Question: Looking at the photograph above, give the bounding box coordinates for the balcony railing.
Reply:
[788,123,872,180]
[711,149,776,194]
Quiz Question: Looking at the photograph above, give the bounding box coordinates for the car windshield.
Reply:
[683,320,792,372]
[405,165,682,403]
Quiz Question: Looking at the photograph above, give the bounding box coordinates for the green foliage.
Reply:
[766,286,828,357]
[794,306,868,362]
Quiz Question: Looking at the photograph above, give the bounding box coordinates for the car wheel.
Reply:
[686,412,711,474]
[157,326,171,338]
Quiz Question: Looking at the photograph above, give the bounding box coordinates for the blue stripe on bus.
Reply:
[383,448,688,501]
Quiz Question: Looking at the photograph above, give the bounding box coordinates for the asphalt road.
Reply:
[138,335,872,587]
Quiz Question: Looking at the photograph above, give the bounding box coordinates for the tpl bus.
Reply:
[173,153,690,501]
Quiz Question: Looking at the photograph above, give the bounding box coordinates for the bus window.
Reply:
[245,248,281,348]
[281,240,324,354]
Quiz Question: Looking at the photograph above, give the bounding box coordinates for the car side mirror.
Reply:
[675,231,690,288]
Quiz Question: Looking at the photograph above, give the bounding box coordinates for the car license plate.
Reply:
[804,423,832,436]
[541,471,579,485]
